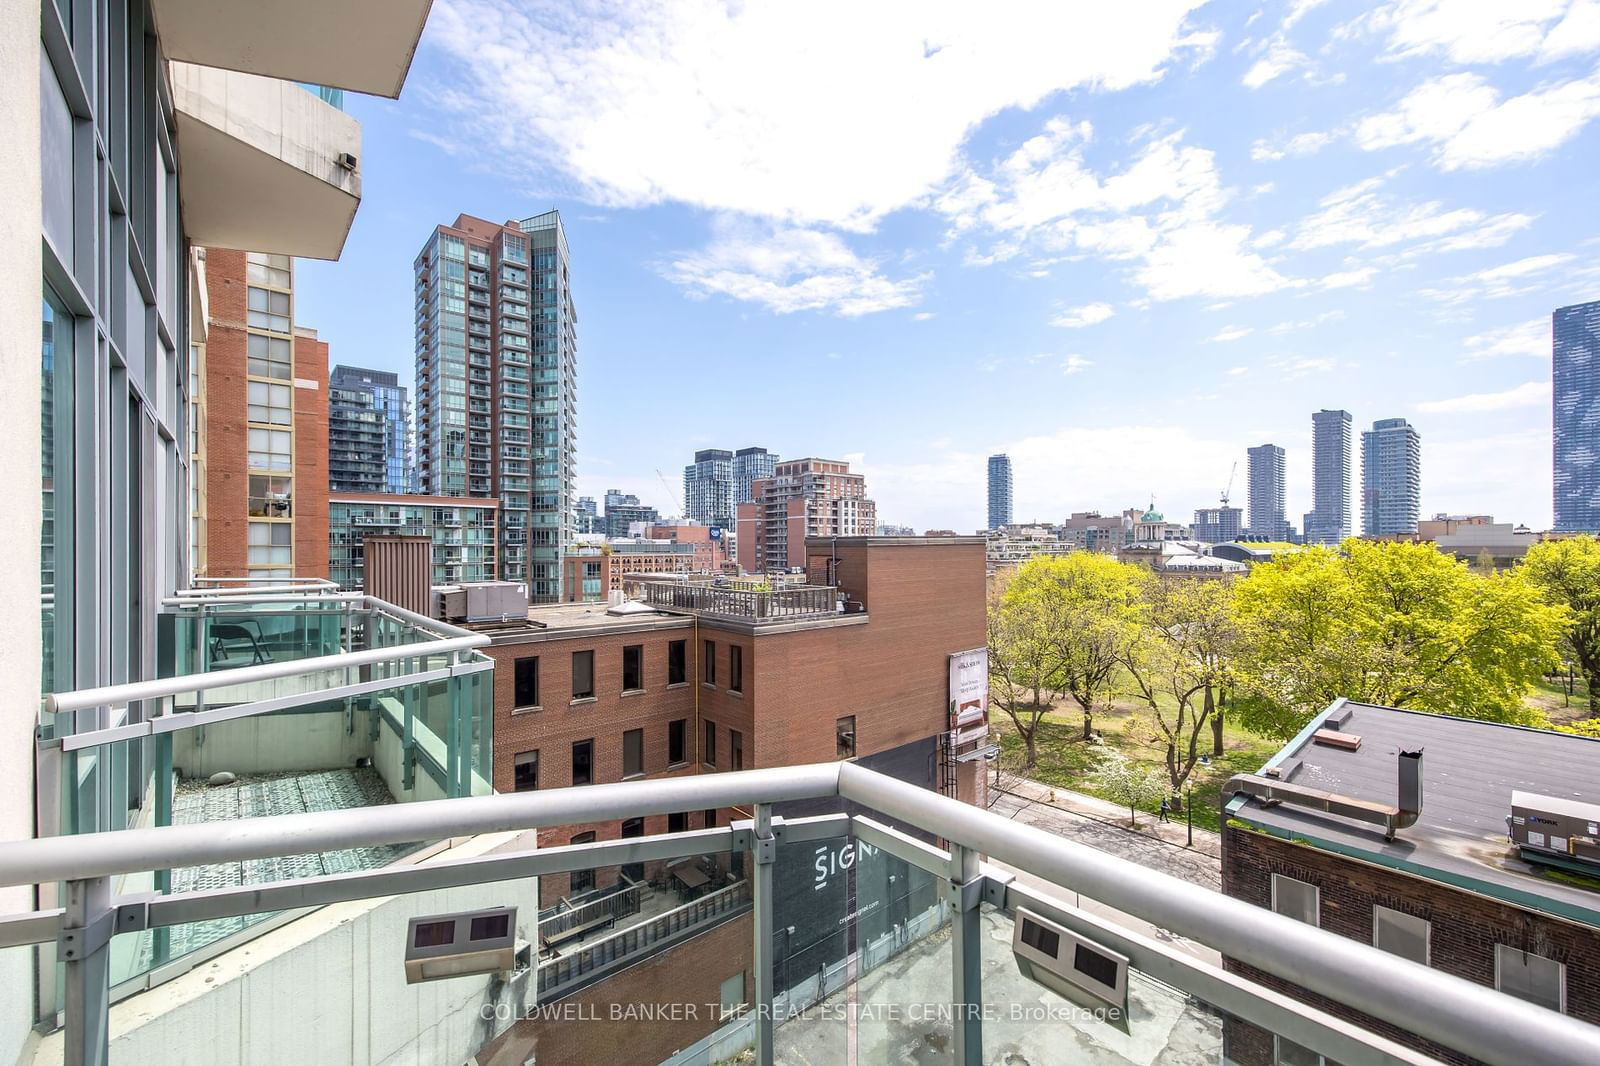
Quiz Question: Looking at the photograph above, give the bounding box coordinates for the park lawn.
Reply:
[991,695,1283,833]
[1525,674,1593,729]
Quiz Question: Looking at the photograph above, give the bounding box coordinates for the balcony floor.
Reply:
[117,767,411,979]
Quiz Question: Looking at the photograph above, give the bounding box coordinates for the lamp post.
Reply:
[1186,787,1193,848]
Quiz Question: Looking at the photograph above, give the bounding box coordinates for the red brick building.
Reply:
[484,536,987,907]
[735,458,876,574]
[649,522,731,572]
[195,248,328,580]
[1221,702,1600,1066]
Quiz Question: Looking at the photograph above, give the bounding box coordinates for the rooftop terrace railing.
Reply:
[2,763,1598,1066]
[625,579,843,622]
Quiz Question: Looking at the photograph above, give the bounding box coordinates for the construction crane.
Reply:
[1221,461,1237,507]
[656,468,685,517]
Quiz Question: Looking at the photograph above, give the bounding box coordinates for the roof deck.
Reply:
[1226,701,1600,926]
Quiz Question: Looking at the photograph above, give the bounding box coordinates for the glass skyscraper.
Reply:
[329,365,411,494]
[685,446,775,530]
[987,454,1013,530]
[1246,443,1289,540]
[1555,300,1600,532]
[1361,417,1421,536]
[1305,409,1352,546]
[414,211,576,600]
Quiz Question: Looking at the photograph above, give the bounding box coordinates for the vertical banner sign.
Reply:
[949,647,989,745]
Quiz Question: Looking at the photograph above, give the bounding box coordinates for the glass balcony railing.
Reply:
[3,764,1597,1066]
[31,582,493,997]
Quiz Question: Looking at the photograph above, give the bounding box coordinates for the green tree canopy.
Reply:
[1522,536,1600,716]
[1005,553,1148,741]
[1232,541,1565,739]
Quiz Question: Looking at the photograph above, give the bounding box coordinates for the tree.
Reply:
[1092,749,1167,828]
[1121,577,1241,808]
[986,572,1057,769]
[1232,541,1567,739]
[1008,553,1147,741]
[1523,537,1600,716]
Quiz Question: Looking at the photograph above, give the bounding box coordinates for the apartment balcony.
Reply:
[170,63,363,260]
[2,762,1592,1066]
[29,581,492,1009]
[153,0,428,99]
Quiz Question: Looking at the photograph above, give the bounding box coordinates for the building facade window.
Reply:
[514,656,539,708]
[1273,1035,1323,1066]
[668,812,687,833]
[246,521,292,566]
[622,644,643,691]
[623,728,643,778]
[1495,945,1564,1013]
[703,639,716,685]
[513,750,538,792]
[1372,906,1429,965]
[571,739,593,786]
[703,808,717,828]
[669,719,687,765]
[836,716,856,760]
[572,650,594,700]
[1271,874,1319,927]
[704,720,717,766]
[247,427,292,471]
[729,645,743,693]
[731,730,744,771]
[247,475,292,518]
[668,639,687,684]
[246,380,292,425]
[569,831,596,893]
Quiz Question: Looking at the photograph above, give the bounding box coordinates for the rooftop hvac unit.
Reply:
[1509,791,1600,871]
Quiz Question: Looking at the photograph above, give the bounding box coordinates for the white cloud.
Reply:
[1359,0,1594,65]
[1268,310,1346,334]
[1243,39,1310,89]
[1269,355,1339,378]
[1463,319,1550,359]
[912,311,936,321]
[1320,267,1376,289]
[1417,381,1551,413]
[1052,302,1116,328]
[1290,173,1532,254]
[1061,354,1096,375]
[660,222,926,316]
[940,126,1297,302]
[1541,0,1600,61]
[1211,325,1254,342]
[424,0,1211,229]
[1357,71,1600,170]
[849,425,1244,530]
[1250,130,1335,161]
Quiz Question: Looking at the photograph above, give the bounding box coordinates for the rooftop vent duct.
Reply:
[1227,749,1424,842]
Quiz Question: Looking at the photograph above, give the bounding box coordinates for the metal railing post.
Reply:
[60,876,111,1066]
[949,843,984,1065]
[752,803,777,1066]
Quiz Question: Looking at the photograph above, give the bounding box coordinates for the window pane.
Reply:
[1496,945,1563,1012]
[1271,875,1319,927]
[668,640,686,685]
[514,656,539,707]
[572,650,594,699]
[704,720,716,765]
[513,750,538,792]
[623,644,642,690]
[704,640,715,684]
[836,716,856,759]
[669,719,686,765]
[1373,906,1429,965]
[623,729,643,777]
[730,645,743,692]
[571,740,593,786]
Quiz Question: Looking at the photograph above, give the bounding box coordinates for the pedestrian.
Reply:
[1158,797,1169,823]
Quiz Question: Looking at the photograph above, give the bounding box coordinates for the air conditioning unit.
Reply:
[336,151,358,172]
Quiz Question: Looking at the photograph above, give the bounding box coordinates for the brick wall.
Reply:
[1221,825,1600,1065]
[292,329,328,579]
[200,249,249,577]
[481,914,754,1066]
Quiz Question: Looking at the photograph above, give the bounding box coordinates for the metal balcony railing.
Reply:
[1,763,1598,1066]
[625,579,843,622]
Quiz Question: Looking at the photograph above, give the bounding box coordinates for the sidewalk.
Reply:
[991,772,1224,860]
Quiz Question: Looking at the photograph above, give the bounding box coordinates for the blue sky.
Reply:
[296,0,1600,533]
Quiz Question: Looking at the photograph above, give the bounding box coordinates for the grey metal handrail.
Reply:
[0,762,1595,1066]
[835,761,1600,1066]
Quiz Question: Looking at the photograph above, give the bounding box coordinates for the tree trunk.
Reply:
[1023,726,1038,770]
[1082,706,1093,742]
[1128,803,1137,828]
[1209,684,1224,756]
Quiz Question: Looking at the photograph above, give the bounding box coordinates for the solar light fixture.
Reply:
[1012,907,1130,1030]
[403,906,518,984]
